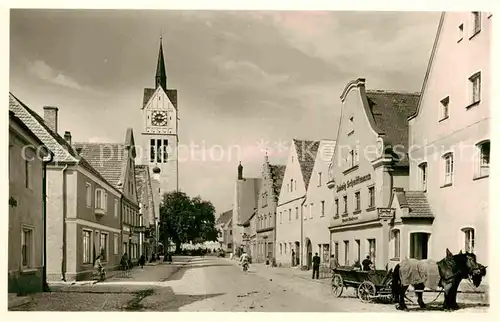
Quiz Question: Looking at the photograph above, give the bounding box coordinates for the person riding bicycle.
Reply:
[240,251,250,268]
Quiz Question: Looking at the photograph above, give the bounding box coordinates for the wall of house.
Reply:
[328,84,399,269]
[303,141,335,266]
[8,128,45,294]
[276,142,306,266]
[408,12,491,266]
[256,161,279,263]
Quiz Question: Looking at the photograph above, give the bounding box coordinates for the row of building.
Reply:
[217,12,490,273]
[8,37,180,294]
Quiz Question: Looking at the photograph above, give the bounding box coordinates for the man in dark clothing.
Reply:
[362,255,373,271]
[312,252,320,279]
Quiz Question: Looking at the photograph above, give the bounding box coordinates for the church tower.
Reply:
[140,36,179,196]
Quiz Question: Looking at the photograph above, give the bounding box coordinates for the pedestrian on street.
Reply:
[139,254,146,268]
[329,254,338,273]
[121,252,129,271]
[312,252,320,279]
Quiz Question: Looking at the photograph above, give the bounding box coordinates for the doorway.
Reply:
[306,238,312,269]
[410,232,429,260]
[294,241,300,266]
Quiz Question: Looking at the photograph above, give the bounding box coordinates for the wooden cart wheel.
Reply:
[331,274,344,297]
[358,281,376,302]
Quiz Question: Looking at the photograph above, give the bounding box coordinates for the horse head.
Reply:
[453,250,487,286]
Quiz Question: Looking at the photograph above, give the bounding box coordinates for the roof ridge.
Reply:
[366,89,421,95]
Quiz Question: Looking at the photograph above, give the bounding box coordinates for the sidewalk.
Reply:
[8,293,33,310]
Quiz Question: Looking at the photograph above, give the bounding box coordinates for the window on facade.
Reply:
[21,226,33,268]
[230,230,232,235]
[309,203,313,219]
[295,207,299,219]
[284,243,287,254]
[393,230,401,259]
[354,192,360,211]
[477,141,490,177]
[355,239,361,264]
[471,12,481,35]
[100,233,108,261]
[95,189,107,211]
[289,209,292,221]
[83,230,92,264]
[368,239,376,265]
[419,163,427,191]
[268,214,271,227]
[463,228,475,253]
[334,242,339,260]
[344,241,349,266]
[163,139,169,163]
[368,186,375,208]
[114,199,119,217]
[290,179,293,192]
[443,153,454,185]
[86,183,92,207]
[320,201,325,217]
[469,72,481,104]
[335,198,339,216]
[280,243,283,255]
[156,139,162,163]
[318,172,322,186]
[279,211,282,224]
[114,234,119,255]
[440,96,450,120]
[458,23,464,42]
[343,195,348,213]
[150,139,155,163]
[24,160,33,189]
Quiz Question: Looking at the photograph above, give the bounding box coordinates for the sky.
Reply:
[9,9,440,215]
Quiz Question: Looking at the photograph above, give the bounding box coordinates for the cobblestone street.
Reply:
[9,256,489,312]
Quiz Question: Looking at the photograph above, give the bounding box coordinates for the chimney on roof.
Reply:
[238,161,243,180]
[43,106,59,133]
[64,131,72,145]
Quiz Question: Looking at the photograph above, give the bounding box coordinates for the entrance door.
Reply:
[306,239,312,269]
[410,232,429,260]
[295,241,300,266]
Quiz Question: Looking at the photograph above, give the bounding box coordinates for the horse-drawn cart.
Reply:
[331,267,393,302]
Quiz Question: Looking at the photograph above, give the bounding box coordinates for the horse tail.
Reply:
[392,263,401,302]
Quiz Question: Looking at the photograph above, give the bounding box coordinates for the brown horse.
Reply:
[391,249,486,311]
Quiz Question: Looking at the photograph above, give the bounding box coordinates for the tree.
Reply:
[159,191,219,253]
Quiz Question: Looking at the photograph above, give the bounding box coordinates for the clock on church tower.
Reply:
[140,36,179,196]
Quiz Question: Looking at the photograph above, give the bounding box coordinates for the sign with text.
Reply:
[377,208,395,220]
[336,174,372,192]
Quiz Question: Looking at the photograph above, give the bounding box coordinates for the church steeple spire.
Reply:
[155,36,167,91]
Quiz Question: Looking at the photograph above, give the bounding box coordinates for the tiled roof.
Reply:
[269,164,286,198]
[73,142,128,190]
[394,189,434,218]
[143,88,155,108]
[217,209,233,225]
[365,91,420,167]
[293,139,320,189]
[142,87,178,109]
[9,93,116,188]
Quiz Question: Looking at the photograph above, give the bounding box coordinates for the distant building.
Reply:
[10,93,123,281]
[327,79,420,270]
[232,162,261,257]
[8,110,51,294]
[275,139,320,268]
[135,165,158,259]
[303,140,336,268]
[242,209,257,257]
[255,154,286,263]
[216,209,233,252]
[407,12,491,266]
[74,129,142,264]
